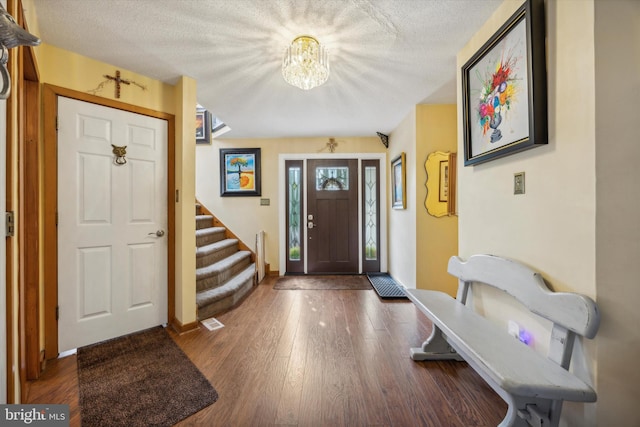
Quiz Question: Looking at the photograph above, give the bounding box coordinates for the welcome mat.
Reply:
[367,273,408,299]
[274,274,372,290]
[77,326,218,427]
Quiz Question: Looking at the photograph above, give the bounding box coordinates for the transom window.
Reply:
[315,167,349,191]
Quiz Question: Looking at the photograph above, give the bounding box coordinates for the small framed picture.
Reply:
[219,148,261,197]
[391,152,406,209]
[196,108,211,144]
[439,160,449,202]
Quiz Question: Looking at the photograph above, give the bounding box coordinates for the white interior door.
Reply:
[57,97,168,352]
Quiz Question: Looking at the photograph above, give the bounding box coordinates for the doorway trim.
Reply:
[278,153,387,275]
[42,84,176,358]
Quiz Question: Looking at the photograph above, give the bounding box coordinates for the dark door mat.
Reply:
[366,273,408,299]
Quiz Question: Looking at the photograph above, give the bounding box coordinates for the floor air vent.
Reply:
[366,273,408,299]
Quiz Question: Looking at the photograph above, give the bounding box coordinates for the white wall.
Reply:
[594,1,640,425]
[457,0,598,425]
[387,109,417,288]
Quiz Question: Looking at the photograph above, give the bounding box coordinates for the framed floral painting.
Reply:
[219,148,261,196]
[461,0,547,166]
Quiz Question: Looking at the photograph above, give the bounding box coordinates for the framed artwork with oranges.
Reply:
[219,148,261,196]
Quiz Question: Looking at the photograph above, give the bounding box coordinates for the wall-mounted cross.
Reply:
[327,137,338,153]
[104,70,131,98]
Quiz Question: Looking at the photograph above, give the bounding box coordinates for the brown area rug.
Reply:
[274,274,372,290]
[77,326,218,427]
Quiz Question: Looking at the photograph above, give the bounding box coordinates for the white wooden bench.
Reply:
[406,254,600,427]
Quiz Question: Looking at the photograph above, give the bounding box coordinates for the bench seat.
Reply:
[407,289,596,402]
[406,255,600,427]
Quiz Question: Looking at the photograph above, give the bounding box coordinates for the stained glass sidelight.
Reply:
[364,166,377,260]
[288,167,301,260]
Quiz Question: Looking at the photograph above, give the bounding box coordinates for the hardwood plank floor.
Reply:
[25,277,507,426]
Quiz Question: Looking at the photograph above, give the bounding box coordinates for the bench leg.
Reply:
[500,395,559,427]
[410,325,464,361]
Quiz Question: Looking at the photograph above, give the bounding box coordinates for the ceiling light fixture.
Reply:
[282,35,329,90]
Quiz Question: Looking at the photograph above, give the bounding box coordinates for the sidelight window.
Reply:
[361,160,380,272]
[364,166,377,260]
[288,167,301,260]
[286,160,304,273]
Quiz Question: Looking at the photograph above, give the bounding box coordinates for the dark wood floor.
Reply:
[26,276,506,426]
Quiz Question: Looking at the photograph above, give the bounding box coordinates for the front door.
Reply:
[57,97,168,352]
[306,159,358,273]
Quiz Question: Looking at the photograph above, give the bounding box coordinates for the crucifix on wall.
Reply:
[104,70,131,98]
[327,138,338,153]
[87,69,147,98]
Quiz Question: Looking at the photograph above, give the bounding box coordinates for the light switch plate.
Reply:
[514,172,525,195]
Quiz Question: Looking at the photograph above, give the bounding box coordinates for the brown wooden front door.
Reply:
[306,159,359,273]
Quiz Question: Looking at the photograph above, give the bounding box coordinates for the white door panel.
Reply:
[57,97,168,352]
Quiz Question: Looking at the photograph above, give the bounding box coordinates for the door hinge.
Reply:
[55,116,58,131]
[56,306,59,321]
[55,212,58,226]
[5,211,15,237]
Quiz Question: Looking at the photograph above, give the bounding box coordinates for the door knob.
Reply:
[148,230,165,237]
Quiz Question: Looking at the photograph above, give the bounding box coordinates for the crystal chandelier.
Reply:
[282,35,329,90]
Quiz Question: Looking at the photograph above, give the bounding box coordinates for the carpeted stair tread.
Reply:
[196,214,214,230]
[196,264,256,318]
[196,238,240,269]
[196,251,252,292]
[196,238,239,257]
[196,226,226,247]
[197,250,251,276]
[194,202,257,319]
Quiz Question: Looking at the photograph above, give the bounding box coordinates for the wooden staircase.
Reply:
[195,203,256,320]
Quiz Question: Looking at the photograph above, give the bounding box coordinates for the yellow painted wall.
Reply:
[31,43,197,328]
[415,105,458,295]
[22,0,198,358]
[386,105,458,292]
[195,136,385,273]
[173,77,197,326]
[36,44,174,114]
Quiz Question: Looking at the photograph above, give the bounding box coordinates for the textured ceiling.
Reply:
[32,0,503,139]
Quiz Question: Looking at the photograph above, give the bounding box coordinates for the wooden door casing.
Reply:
[42,84,176,359]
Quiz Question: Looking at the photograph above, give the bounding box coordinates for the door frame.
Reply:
[5,0,40,402]
[42,84,176,359]
[278,153,387,275]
